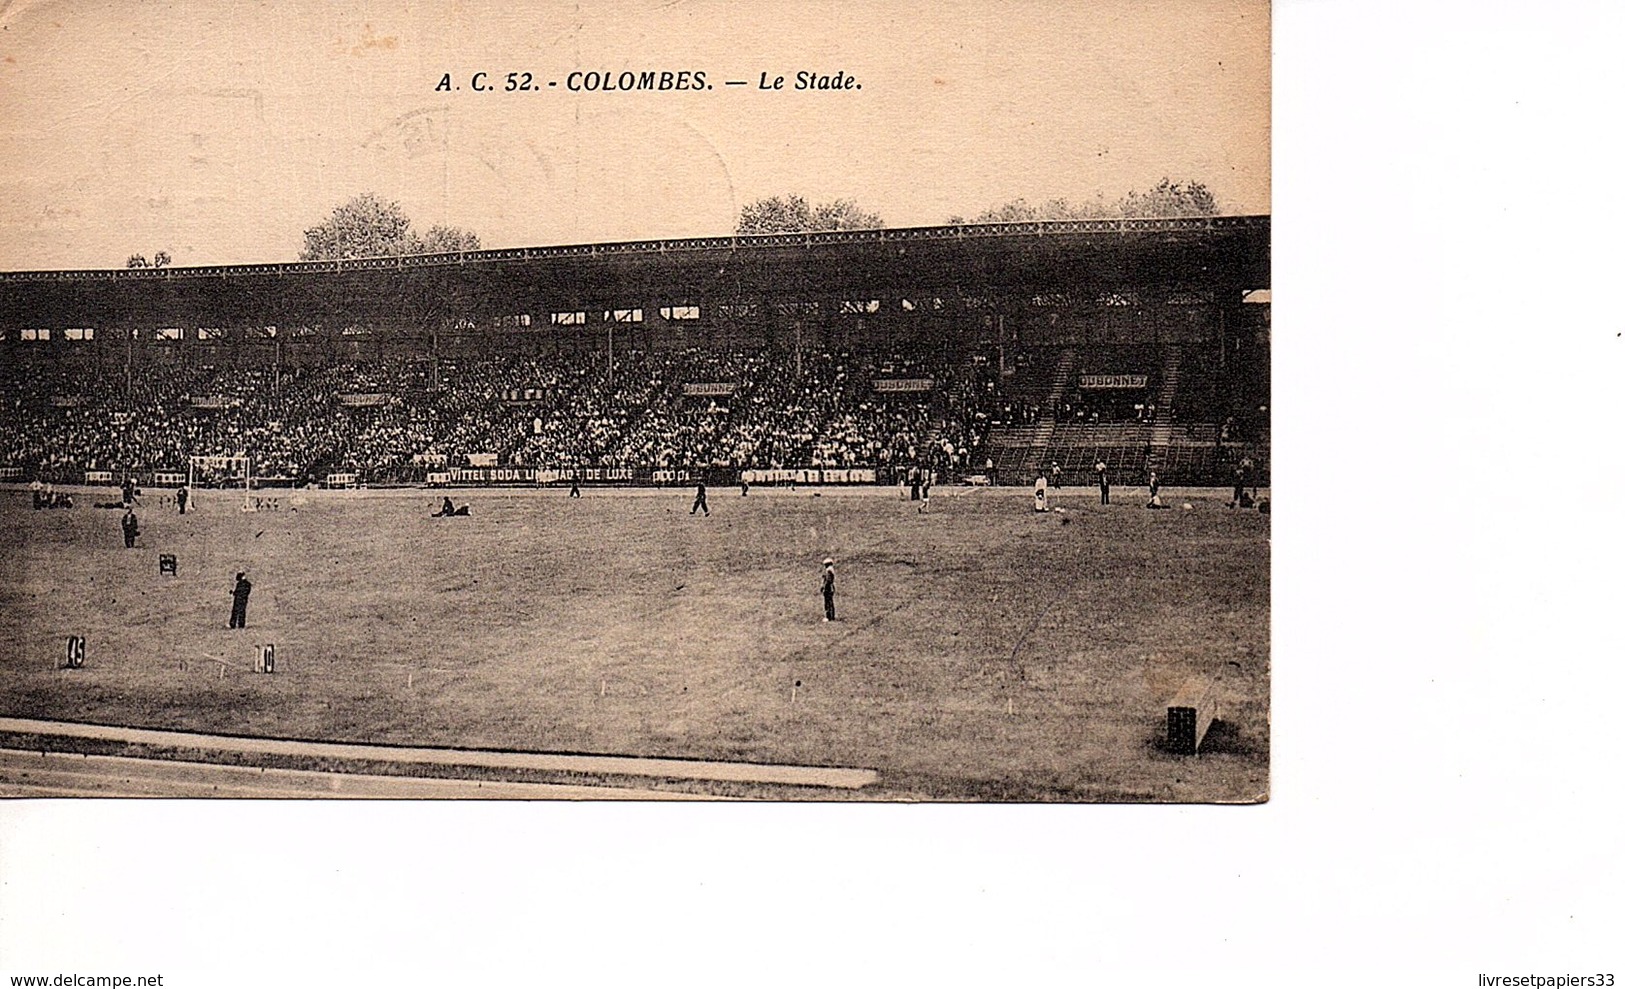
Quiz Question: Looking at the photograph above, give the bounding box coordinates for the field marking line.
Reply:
[0,717,878,789]
[1006,589,1065,681]
[0,748,726,800]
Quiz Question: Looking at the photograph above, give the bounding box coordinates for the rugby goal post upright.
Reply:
[187,455,254,511]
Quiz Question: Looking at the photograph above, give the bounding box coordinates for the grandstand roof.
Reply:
[0,216,1268,329]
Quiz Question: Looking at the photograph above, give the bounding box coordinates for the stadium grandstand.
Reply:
[0,216,1269,492]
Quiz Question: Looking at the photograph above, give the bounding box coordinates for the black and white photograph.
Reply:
[4,1,1621,985]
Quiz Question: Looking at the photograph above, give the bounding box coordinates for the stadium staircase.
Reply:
[1044,349,1078,409]
[987,347,1077,482]
[1143,344,1182,476]
[1016,420,1056,478]
[1020,348,1078,476]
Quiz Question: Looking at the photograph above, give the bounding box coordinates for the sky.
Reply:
[0,0,1269,270]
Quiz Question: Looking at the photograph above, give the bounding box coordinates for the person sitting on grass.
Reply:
[432,497,471,517]
[1146,471,1169,509]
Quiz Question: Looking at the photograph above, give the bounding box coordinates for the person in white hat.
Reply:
[820,558,837,622]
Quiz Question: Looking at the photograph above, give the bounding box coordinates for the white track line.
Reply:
[0,748,724,800]
[0,717,879,789]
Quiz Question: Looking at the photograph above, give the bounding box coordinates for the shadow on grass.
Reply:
[1146,719,1266,759]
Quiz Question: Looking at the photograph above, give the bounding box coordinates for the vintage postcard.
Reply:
[0,0,1270,802]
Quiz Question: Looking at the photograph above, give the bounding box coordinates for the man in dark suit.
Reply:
[229,572,253,629]
[690,480,709,516]
[820,558,836,622]
[121,508,140,548]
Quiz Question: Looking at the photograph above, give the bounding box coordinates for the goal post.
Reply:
[187,455,254,510]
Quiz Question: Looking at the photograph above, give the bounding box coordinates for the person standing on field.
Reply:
[176,485,189,514]
[121,508,140,547]
[1095,459,1110,505]
[820,558,837,622]
[229,572,253,629]
[690,479,709,516]
[1034,473,1048,512]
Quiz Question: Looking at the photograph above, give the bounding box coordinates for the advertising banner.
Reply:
[872,378,934,393]
[1076,374,1148,389]
[682,382,737,396]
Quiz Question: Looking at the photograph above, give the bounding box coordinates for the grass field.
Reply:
[0,483,1269,801]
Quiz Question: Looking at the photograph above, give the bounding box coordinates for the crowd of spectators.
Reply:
[0,347,1000,483]
[1057,347,1162,423]
[992,399,1043,426]
[1056,393,1157,424]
